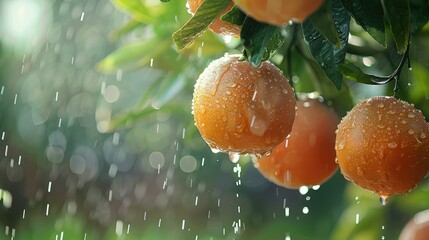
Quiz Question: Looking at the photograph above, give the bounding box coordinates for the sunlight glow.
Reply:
[0,0,51,53]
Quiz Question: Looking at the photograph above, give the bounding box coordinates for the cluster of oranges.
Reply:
[188,0,429,203]
[192,53,429,201]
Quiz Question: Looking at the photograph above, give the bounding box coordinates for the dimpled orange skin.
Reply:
[187,0,240,36]
[233,0,324,26]
[399,210,429,240]
[256,98,339,188]
[192,54,296,155]
[335,96,429,198]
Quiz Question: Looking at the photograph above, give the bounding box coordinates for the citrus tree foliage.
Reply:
[98,0,429,239]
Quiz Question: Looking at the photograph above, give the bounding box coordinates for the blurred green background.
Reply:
[1,0,429,239]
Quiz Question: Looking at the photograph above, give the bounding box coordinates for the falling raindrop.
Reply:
[116,220,123,236]
[299,186,309,195]
[181,219,186,230]
[4,145,8,157]
[285,207,290,217]
[302,207,309,214]
[45,203,50,216]
[252,91,257,101]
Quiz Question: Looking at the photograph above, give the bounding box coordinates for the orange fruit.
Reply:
[192,54,296,156]
[256,97,339,188]
[233,0,324,26]
[399,210,429,240]
[335,96,429,200]
[187,0,241,36]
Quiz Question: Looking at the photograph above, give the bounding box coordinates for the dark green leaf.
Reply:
[338,62,376,84]
[160,0,170,2]
[221,6,246,26]
[307,0,341,47]
[241,17,282,67]
[341,0,386,46]
[302,0,350,90]
[410,0,429,35]
[172,0,232,50]
[381,0,410,54]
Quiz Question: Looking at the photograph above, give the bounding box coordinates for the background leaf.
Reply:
[113,0,157,23]
[97,37,164,74]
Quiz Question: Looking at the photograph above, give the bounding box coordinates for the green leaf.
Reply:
[240,17,283,67]
[113,0,157,23]
[221,6,246,26]
[410,0,429,35]
[396,183,429,213]
[302,0,350,90]
[97,37,167,74]
[338,62,375,84]
[408,62,429,103]
[381,0,410,54]
[307,0,341,47]
[172,0,232,50]
[107,73,188,131]
[331,184,385,240]
[151,73,187,109]
[341,0,386,46]
[109,19,142,41]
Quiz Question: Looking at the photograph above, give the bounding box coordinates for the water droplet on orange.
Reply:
[210,147,221,154]
[388,142,397,149]
[228,152,240,163]
[379,196,388,206]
